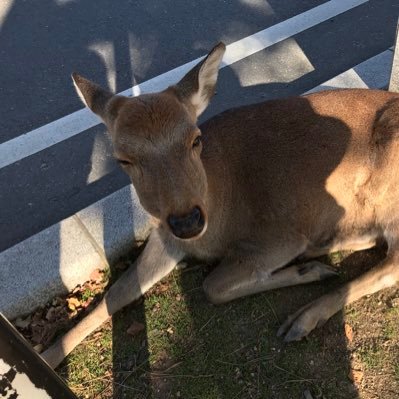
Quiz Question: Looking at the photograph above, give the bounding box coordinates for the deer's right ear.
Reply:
[174,42,226,118]
[72,73,114,120]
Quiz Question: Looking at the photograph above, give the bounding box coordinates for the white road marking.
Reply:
[0,0,14,30]
[0,0,368,169]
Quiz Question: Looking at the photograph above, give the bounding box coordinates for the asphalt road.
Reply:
[0,0,398,251]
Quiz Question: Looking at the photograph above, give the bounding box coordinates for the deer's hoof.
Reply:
[277,299,329,342]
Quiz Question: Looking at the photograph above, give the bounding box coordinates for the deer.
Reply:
[42,42,399,369]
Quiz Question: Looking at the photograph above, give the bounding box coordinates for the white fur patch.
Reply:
[190,45,225,117]
[72,78,88,108]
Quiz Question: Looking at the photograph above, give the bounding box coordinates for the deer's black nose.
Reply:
[167,207,205,239]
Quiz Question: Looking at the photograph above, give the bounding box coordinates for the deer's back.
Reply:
[200,89,399,247]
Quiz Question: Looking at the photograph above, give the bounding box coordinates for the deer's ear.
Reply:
[72,73,114,119]
[174,42,226,117]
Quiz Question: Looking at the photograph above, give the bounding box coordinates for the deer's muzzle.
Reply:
[167,206,206,239]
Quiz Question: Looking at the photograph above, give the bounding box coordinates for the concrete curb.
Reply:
[0,48,393,319]
[0,186,151,319]
[306,48,393,94]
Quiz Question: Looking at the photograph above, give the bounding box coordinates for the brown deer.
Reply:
[42,43,399,369]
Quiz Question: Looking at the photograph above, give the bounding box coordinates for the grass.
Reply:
[81,288,97,302]
[57,246,399,398]
[63,327,113,398]
[358,346,383,370]
[394,362,399,382]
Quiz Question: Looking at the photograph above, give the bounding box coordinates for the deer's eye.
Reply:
[192,136,202,148]
[117,159,131,166]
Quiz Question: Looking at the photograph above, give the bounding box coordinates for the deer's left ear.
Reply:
[174,42,226,117]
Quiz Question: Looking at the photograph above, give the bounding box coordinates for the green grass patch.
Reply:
[60,246,399,398]
[394,362,399,382]
[359,345,383,370]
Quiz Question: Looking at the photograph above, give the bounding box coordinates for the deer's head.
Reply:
[73,43,225,240]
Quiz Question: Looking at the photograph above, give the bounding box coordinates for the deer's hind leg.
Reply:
[203,238,338,305]
[278,238,399,342]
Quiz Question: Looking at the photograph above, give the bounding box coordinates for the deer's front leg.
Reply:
[278,252,399,342]
[203,239,337,304]
[42,229,184,369]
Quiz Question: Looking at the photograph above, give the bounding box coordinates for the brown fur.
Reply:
[42,44,399,368]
